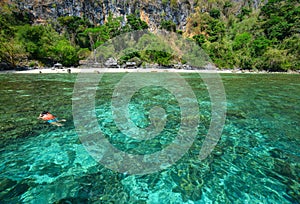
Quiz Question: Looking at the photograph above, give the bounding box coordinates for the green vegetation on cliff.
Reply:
[186,0,299,71]
[0,0,299,71]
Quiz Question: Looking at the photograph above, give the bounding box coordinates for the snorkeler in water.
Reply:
[38,111,66,126]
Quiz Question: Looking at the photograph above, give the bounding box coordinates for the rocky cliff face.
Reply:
[10,0,265,30]
[10,0,193,30]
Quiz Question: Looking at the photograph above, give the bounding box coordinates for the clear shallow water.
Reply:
[0,73,299,203]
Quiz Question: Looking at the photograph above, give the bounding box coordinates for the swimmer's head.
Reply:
[41,111,48,115]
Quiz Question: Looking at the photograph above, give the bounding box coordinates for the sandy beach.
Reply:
[0,67,273,74]
[1,67,299,74]
[7,67,233,74]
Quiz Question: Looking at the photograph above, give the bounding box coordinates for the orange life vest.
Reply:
[42,113,55,121]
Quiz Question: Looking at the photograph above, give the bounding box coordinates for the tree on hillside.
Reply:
[203,38,236,68]
[260,0,300,41]
[84,26,110,51]
[193,34,206,47]
[237,7,251,21]
[209,8,221,19]
[160,20,177,32]
[105,14,123,38]
[223,1,232,18]
[262,48,290,71]
[232,32,252,50]
[0,38,27,67]
[126,14,148,31]
[50,39,79,66]
[250,36,270,57]
[207,18,225,42]
[58,16,91,45]
[0,15,14,37]
[17,25,45,60]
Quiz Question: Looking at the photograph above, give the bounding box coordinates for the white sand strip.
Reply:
[6,68,234,74]
[1,68,298,74]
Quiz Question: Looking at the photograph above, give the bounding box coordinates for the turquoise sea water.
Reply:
[0,73,299,203]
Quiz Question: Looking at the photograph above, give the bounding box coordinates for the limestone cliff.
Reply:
[8,0,266,31]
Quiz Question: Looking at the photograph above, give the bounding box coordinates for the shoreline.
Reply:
[1,67,299,74]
